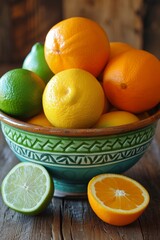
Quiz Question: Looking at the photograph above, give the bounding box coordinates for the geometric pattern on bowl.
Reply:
[1,122,156,197]
[2,123,155,166]
[1,104,160,198]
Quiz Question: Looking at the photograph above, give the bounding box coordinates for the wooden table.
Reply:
[1,65,160,239]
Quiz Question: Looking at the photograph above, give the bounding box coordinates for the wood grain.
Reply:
[0,0,62,63]
[1,1,160,64]
[63,0,143,49]
[0,1,11,63]
[143,0,160,59]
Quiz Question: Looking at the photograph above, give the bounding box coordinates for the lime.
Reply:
[0,68,45,119]
[1,162,54,215]
[22,42,54,84]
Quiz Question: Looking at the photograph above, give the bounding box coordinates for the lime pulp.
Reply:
[1,162,54,215]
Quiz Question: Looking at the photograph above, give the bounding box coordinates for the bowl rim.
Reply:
[0,107,160,137]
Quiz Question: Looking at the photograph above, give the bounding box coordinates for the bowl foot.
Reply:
[53,179,87,198]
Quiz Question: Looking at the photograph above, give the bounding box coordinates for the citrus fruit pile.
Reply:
[0,16,158,223]
[0,16,160,128]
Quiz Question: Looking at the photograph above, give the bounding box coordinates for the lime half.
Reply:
[1,162,54,215]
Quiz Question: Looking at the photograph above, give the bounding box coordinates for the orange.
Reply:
[87,174,150,226]
[27,112,53,127]
[97,42,133,82]
[44,17,110,77]
[103,49,160,113]
[0,69,45,119]
[94,111,139,128]
[109,42,134,59]
[42,68,105,129]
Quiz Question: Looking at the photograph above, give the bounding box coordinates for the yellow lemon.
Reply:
[42,68,105,128]
[95,111,139,128]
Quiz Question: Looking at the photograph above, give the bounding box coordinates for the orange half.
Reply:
[87,174,150,226]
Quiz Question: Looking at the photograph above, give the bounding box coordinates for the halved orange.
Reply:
[87,174,150,226]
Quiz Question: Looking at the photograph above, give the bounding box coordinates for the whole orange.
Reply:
[103,49,160,113]
[44,17,110,77]
[109,42,134,59]
[98,42,133,81]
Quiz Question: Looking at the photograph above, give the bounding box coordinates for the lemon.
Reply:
[94,111,139,128]
[22,42,54,84]
[1,162,54,215]
[0,68,45,119]
[42,68,105,129]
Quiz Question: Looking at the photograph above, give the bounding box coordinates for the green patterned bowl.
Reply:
[0,106,160,197]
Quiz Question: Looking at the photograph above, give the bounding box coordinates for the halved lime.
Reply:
[1,162,54,215]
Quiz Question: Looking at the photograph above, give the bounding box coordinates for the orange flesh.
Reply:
[95,177,144,210]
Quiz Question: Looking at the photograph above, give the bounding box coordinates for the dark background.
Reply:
[0,0,159,64]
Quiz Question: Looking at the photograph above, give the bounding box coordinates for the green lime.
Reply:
[22,42,54,84]
[1,162,54,215]
[0,68,45,119]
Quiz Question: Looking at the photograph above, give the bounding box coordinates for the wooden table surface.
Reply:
[1,65,160,240]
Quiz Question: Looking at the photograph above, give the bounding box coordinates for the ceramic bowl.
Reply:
[0,106,160,197]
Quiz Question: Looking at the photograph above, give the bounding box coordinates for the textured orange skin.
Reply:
[97,42,133,81]
[103,49,160,113]
[44,17,110,77]
[109,42,134,59]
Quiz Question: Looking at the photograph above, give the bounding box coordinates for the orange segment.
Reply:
[87,174,150,226]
